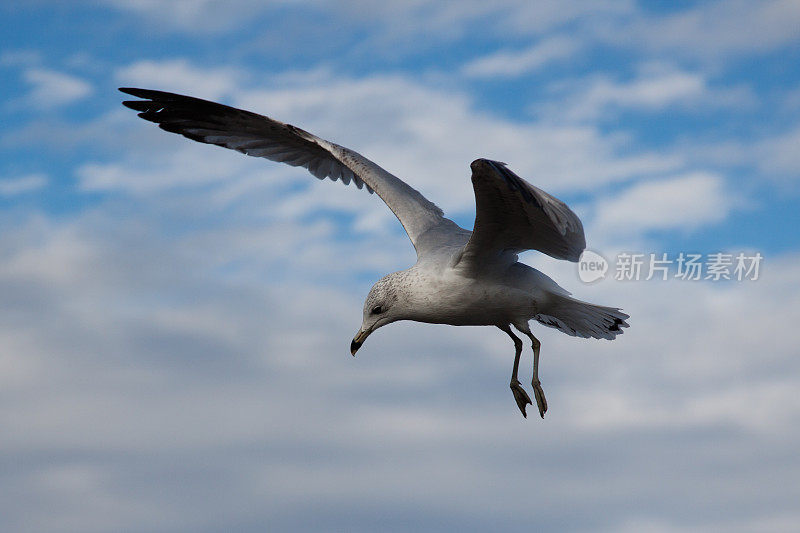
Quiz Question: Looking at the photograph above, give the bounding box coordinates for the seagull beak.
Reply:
[350,327,371,356]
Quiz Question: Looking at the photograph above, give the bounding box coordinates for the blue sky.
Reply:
[2,1,800,532]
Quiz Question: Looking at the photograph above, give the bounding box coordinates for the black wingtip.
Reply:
[609,315,630,332]
[119,87,143,96]
[121,100,149,111]
[119,87,176,100]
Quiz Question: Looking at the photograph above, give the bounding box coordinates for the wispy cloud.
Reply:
[462,36,582,78]
[20,68,92,110]
[116,59,243,100]
[0,49,42,67]
[615,0,800,60]
[591,172,742,236]
[541,65,754,121]
[97,0,275,32]
[0,173,47,196]
[96,0,800,66]
[756,126,800,180]
[677,124,800,187]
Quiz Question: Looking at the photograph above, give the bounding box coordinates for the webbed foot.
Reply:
[532,379,547,419]
[510,379,532,418]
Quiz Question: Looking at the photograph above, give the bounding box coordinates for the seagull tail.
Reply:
[534,293,629,340]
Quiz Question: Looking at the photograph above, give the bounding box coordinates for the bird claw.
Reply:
[510,379,532,418]
[532,379,547,419]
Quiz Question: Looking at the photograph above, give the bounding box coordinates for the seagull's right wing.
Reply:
[456,159,586,270]
[119,88,447,254]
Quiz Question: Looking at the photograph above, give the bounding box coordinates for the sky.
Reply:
[1,1,800,531]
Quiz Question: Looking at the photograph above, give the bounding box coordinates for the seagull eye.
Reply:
[371,305,383,315]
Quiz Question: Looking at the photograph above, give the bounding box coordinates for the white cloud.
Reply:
[615,0,800,60]
[115,59,243,101]
[76,142,260,194]
[94,0,800,63]
[96,0,631,43]
[675,124,800,187]
[0,49,42,67]
[783,83,800,112]
[494,0,635,36]
[21,68,93,110]
[756,126,800,179]
[591,172,741,236]
[462,35,582,78]
[0,173,47,196]
[586,70,706,109]
[544,66,754,121]
[98,0,277,32]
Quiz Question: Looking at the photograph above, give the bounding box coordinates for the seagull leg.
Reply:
[516,323,547,418]
[499,325,531,418]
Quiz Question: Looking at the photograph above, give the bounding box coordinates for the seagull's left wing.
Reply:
[119,88,448,255]
[457,159,585,269]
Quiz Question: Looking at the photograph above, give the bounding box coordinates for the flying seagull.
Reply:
[120,87,629,419]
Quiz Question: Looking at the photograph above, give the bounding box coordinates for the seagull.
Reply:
[120,87,629,419]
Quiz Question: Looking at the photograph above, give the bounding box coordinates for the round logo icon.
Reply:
[577,250,608,283]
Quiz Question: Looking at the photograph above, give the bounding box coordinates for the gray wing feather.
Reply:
[119,87,446,252]
[458,159,585,268]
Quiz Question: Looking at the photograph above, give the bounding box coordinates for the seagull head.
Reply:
[350,272,407,356]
